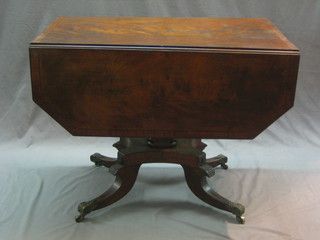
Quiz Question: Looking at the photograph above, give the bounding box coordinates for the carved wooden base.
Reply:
[75,138,245,224]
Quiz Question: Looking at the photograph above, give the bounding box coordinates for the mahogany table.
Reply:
[29,17,299,224]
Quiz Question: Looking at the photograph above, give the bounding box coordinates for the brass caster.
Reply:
[75,200,96,223]
[90,153,103,166]
[236,215,245,224]
[75,214,85,223]
[221,163,228,170]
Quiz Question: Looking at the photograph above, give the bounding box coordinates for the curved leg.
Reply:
[206,154,228,169]
[90,153,117,168]
[182,165,245,224]
[75,164,141,222]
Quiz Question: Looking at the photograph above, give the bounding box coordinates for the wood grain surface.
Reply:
[32,17,298,51]
[30,17,299,139]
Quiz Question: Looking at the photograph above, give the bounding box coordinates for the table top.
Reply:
[32,17,298,52]
[30,17,299,139]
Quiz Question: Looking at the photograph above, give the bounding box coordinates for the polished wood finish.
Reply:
[30,17,299,139]
[29,18,299,224]
[75,138,245,223]
[32,17,297,50]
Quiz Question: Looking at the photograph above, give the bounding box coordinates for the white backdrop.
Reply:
[1,1,320,239]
